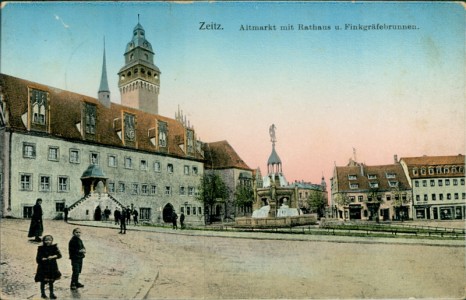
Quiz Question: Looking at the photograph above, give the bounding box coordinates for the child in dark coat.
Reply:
[69,228,86,290]
[35,235,62,299]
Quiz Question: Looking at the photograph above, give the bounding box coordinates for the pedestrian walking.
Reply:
[114,207,121,225]
[132,208,139,226]
[63,205,69,222]
[119,208,127,234]
[28,198,44,242]
[126,206,131,225]
[104,206,111,222]
[69,228,86,290]
[180,212,185,229]
[172,211,178,229]
[35,235,62,299]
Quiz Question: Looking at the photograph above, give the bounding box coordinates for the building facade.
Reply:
[0,22,210,225]
[400,155,465,220]
[331,157,412,221]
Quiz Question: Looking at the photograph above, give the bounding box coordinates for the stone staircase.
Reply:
[68,192,125,221]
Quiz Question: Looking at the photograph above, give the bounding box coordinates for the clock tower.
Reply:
[118,20,161,115]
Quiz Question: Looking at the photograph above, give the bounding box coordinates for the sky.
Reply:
[1,1,465,184]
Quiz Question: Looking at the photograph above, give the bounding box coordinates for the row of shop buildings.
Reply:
[330,154,465,221]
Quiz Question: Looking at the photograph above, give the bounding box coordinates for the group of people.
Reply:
[28,198,87,299]
[171,211,185,229]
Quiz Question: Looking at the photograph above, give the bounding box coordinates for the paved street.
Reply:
[1,219,464,299]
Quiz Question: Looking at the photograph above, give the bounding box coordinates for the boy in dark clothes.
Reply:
[68,228,86,290]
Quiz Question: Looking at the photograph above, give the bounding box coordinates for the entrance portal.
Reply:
[162,203,174,223]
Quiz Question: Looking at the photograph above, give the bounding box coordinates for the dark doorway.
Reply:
[163,203,174,223]
[349,206,361,219]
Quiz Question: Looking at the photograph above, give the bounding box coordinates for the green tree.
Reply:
[234,184,254,212]
[307,190,326,218]
[196,172,230,223]
[334,192,351,206]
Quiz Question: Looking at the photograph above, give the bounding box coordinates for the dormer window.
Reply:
[412,168,418,176]
[187,129,194,154]
[428,168,434,175]
[421,168,426,175]
[124,113,136,143]
[368,174,377,180]
[348,175,357,180]
[389,181,398,188]
[386,173,396,179]
[369,182,379,188]
[349,183,359,189]
[29,88,48,126]
[84,103,96,136]
[158,121,168,148]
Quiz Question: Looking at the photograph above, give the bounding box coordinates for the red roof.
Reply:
[0,73,202,160]
[204,140,251,170]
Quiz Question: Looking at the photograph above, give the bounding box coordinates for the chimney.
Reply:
[360,164,364,176]
[394,154,398,164]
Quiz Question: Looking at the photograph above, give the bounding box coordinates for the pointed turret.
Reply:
[98,38,111,107]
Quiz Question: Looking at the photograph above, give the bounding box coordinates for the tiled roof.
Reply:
[203,140,251,170]
[0,73,202,160]
[335,163,410,192]
[400,155,465,166]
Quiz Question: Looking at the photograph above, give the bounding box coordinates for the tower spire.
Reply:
[98,36,111,107]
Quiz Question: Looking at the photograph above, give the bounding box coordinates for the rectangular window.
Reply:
[358,195,363,202]
[90,152,99,165]
[438,180,443,187]
[23,143,36,158]
[141,184,148,195]
[439,194,444,201]
[48,147,59,161]
[187,206,191,215]
[461,179,465,185]
[167,163,174,173]
[462,193,465,200]
[140,160,148,171]
[140,208,151,220]
[431,194,436,201]
[422,180,427,187]
[414,180,419,187]
[184,165,190,175]
[40,175,51,192]
[58,176,69,192]
[447,193,451,200]
[193,206,197,215]
[454,193,459,200]
[165,186,171,196]
[131,183,139,195]
[154,161,161,172]
[20,173,33,190]
[180,207,185,214]
[386,195,391,201]
[430,180,435,187]
[118,182,126,193]
[349,196,355,202]
[368,174,377,180]
[416,195,420,202]
[180,186,186,195]
[369,182,379,188]
[192,166,198,175]
[198,207,202,215]
[386,173,396,179]
[55,201,65,212]
[70,149,80,164]
[188,187,194,196]
[108,155,117,167]
[125,157,132,169]
[445,179,450,186]
[85,103,96,135]
[151,185,157,194]
[453,179,458,186]
[423,194,428,201]
[108,182,115,193]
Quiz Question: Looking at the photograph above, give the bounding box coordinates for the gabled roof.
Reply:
[203,140,251,171]
[335,163,410,192]
[0,73,202,161]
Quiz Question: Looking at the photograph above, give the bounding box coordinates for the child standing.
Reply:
[34,235,62,299]
[68,228,86,290]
